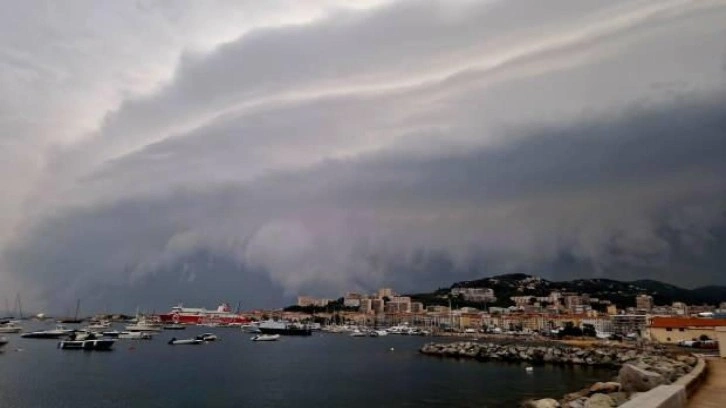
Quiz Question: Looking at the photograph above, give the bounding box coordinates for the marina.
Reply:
[0,321,610,408]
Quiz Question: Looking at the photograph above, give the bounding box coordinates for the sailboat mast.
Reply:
[16,293,23,320]
[74,298,80,320]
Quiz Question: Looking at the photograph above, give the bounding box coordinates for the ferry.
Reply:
[157,303,251,326]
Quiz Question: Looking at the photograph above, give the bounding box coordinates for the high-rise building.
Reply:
[359,298,373,313]
[371,298,385,314]
[636,295,654,312]
[378,288,394,299]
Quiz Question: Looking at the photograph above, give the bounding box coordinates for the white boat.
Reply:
[240,323,261,333]
[117,331,153,340]
[386,324,410,334]
[125,318,161,332]
[85,321,111,331]
[0,336,7,349]
[596,331,613,340]
[0,321,22,333]
[369,330,388,337]
[196,333,218,342]
[21,325,73,339]
[350,329,367,337]
[168,337,204,345]
[251,334,280,342]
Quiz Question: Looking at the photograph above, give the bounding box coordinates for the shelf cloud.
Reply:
[1,0,725,311]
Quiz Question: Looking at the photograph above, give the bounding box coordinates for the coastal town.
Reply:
[288,274,726,350]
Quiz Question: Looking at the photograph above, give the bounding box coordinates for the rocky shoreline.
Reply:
[419,341,698,407]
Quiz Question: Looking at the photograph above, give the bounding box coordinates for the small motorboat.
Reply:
[58,339,115,351]
[118,331,153,340]
[251,334,280,342]
[0,321,22,334]
[0,336,8,349]
[163,324,186,330]
[85,321,111,331]
[21,325,73,339]
[350,329,367,337]
[369,330,388,337]
[101,330,121,338]
[196,333,218,342]
[240,323,261,333]
[168,337,204,345]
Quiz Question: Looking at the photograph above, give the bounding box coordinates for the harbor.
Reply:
[0,320,611,408]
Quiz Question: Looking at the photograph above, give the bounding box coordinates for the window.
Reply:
[678,328,685,332]
[666,328,672,332]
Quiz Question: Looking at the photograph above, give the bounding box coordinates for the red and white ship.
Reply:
[157,303,251,326]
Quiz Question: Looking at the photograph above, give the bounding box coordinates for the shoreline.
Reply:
[419,340,698,407]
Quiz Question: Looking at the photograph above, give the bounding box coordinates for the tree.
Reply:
[699,334,711,341]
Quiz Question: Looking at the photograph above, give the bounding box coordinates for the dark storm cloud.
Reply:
[6,92,725,311]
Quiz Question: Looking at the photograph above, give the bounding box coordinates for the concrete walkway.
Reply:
[688,358,726,408]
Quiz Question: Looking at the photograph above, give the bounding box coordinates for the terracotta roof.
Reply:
[650,317,726,328]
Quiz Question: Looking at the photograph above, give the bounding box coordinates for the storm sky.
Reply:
[1,0,725,313]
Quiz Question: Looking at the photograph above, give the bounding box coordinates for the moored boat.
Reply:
[258,320,312,336]
[21,325,72,339]
[158,303,251,326]
[350,329,367,337]
[58,339,115,351]
[251,334,280,342]
[0,321,22,334]
[0,336,7,349]
[117,331,153,340]
[196,333,218,342]
[369,330,388,337]
[163,324,186,330]
[168,337,204,345]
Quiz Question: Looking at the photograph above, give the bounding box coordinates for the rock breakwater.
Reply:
[419,341,698,407]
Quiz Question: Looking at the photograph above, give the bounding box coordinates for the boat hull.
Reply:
[168,339,204,345]
[21,332,68,339]
[58,339,115,350]
[258,327,312,336]
[251,334,280,341]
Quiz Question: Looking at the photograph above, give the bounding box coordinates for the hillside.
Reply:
[407,273,726,309]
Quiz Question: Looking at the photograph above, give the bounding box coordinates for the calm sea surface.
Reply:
[0,322,614,407]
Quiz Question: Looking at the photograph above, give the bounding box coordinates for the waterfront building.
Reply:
[427,305,450,313]
[410,302,424,314]
[582,318,614,334]
[648,317,726,344]
[388,296,411,313]
[611,314,648,335]
[359,298,373,313]
[636,294,654,312]
[606,305,618,315]
[370,298,385,314]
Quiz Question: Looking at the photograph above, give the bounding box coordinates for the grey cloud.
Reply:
[6,91,726,311]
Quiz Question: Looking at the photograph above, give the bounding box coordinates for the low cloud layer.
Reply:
[1,1,725,312]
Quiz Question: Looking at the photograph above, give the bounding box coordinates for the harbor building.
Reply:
[648,317,726,344]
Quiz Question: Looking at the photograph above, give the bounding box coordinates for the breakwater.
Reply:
[420,341,698,407]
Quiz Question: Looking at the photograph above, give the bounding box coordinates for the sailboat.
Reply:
[58,299,83,324]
